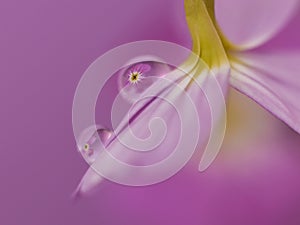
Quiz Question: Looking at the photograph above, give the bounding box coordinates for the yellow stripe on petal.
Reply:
[184,0,229,71]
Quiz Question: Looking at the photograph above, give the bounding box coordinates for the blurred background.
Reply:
[0,0,299,225]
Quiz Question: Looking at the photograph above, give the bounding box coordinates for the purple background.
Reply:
[1,1,300,225]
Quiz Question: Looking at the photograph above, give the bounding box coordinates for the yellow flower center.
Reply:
[128,71,143,84]
[83,143,89,151]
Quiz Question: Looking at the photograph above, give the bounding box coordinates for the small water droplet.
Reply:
[77,125,113,164]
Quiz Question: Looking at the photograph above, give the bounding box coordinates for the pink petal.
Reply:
[75,63,229,196]
[229,51,300,133]
[216,0,299,50]
[73,128,113,198]
[198,66,229,171]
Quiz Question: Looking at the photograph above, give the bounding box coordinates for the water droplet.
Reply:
[77,125,112,164]
[118,61,173,102]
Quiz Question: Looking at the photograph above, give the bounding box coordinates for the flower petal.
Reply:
[215,0,299,50]
[75,60,229,196]
[74,0,235,195]
[198,65,229,171]
[229,51,300,133]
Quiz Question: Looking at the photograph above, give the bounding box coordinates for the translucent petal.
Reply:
[75,59,229,195]
[230,51,300,133]
[73,0,234,195]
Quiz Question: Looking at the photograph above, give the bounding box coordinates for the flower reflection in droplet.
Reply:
[118,61,173,103]
[77,125,113,164]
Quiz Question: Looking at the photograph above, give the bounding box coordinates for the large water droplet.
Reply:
[118,61,173,102]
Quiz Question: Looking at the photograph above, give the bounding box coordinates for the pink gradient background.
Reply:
[1,0,300,225]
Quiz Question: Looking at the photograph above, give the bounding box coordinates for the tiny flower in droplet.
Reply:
[128,70,143,84]
[118,62,172,103]
[83,143,89,151]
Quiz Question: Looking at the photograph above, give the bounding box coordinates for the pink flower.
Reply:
[74,0,300,196]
